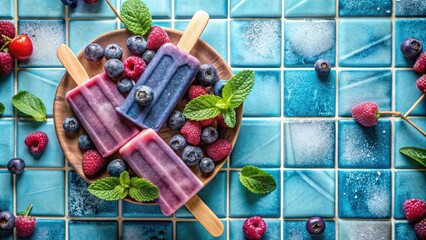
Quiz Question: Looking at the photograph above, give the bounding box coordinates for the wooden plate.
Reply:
[53,28,242,204]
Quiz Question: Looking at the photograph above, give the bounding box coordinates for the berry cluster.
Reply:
[403,198,426,239]
[0,205,36,238]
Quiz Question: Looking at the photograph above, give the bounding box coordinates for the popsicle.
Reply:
[57,44,140,157]
[116,11,209,131]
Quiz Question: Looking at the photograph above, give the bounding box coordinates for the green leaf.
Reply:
[221,107,236,128]
[222,70,255,109]
[87,177,125,201]
[183,95,222,121]
[0,102,4,115]
[12,91,46,122]
[119,171,131,188]
[129,177,160,202]
[239,165,277,194]
[121,0,152,36]
[400,147,426,167]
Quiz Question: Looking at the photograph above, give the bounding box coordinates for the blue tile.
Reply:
[338,19,391,67]
[133,0,171,19]
[0,120,14,167]
[177,220,226,240]
[285,0,336,17]
[69,0,117,18]
[123,221,172,240]
[395,0,426,17]
[19,219,66,240]
[230,219,280,240]
[122,202,166,218]
[338,170,391,218]
[339,0,391,16]
[394,119,426,168]
[230,20,281,67]
[338,120,391,168]
[18,69,65,117]
[17,120,64,168]
[230,0,281,18]
[68,171,118,217]
[283,220,336,240]
[0,72,14,117]
[284,20,336,67]
[152,21,172,28]
[176,171,227,218]
[394,170,426,219]
[69,221,118,240]
[283,70,336,117]
[18,20,66,67]
[174,0,227,18]
[338,220,391,239]
[0,0,14,19]
[394,221,418,240]
[69,20,117,54]
[0,171,13,212]
[18,0,65,18]
[242,70,281,117]
[17,170,65,216]
[0,231,13,240]
[395,70,426,116]
[229,169,281,217]
[230,119,281,168]
[174,20,228,61]
[283,170,335,218]
[338,70,392,117]
[395,19,426,67]
[284,120,335,168]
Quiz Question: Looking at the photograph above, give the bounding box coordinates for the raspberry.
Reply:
[199,117,215,127]
[414,52,426,75]
[147,26,170,50]
[0,52,13,77]
[188,85,208,100]
[417,75,426,93]
[206,139,232,162]
[403,199,426,223]
[24,131,49,155]
[242,216,267,240]
[351,102,380,127]
[82,149,107,177]
[215,114,228,128]
[15,205,36,238]
[124,56,146,81]
[415,218,426,240]
[0,21,15,47]
[180,121,201,145]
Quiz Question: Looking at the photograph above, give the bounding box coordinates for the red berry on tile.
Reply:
[25,131,49,155]
[9,34,33,61]
[15,204,36,238]
[206,138,233,162]
[188,85,208,100]
[198,117,215,127]
[403,199,426,223]
[146,26,170,50]
[124,56,146,81]
[0,21,15,47]
[180,121,202,145]
[414,52,426,75]
[0,52,14,77]
[416,75,426,93]
[351,102,380,127]
[414,217,426,240]
[82,150,107,177]
[242,216,267,240]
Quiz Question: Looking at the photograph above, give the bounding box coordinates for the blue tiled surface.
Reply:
[284,0,335,17]
[230,219,281,240]
[338,220,391,239]
[0,0,14,19]
[68,221,118,240]
[177,220,226,240]
[18,0,65,18]
[394,119,426,168]
[123,221,172,240]
[174,0,227,18]
[283,220,336,239]
[230,0,282,18]
[0,171,13,212]
[394,221,418,240]
[395,0,426,17]
[339,0,392,16]
[394,19,426,67]
[394,170,426,219]
[22,219,66,240]
[0,120,14,167]
[69,20,117,54]
[120,0,171,19]
[0,73,14,117]
[395,70,426,116]
[122,202,165,218]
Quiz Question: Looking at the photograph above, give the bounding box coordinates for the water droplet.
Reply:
[377,7,380,10]
[355,195,358,199]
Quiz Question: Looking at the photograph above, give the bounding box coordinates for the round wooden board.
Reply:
[53,28,242,204]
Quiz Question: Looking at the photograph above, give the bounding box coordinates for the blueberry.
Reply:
[201,127,218,144]
[104,43,123,60]
[314,59,331,76]
[63,117,80,134]
[7,158,25,175]
[213,80,227,97]
[199,158,215,173]
[116,78,135,94]
[104,59,124,79]
[126,35,147,55]
[61,0,77,7]
[84,43,103,62]
[169,134,187,152]
[400,37,423,59]
[134,85,154,106]
[182,145,203,166]
[142,50,156,64]
[168,111,186,131]
[107,159,128,177]
[78,134,94,151]
[196,64,219,86]
[306,217,326,236]
[0,211,15,231]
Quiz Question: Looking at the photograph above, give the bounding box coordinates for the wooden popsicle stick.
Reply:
[177,10,209,53]
[56,44,90,86]
[185,195,224,237]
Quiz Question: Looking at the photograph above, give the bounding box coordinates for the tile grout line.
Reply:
[226,0,231,239]
[280,0,285,237]
[334,0,340,238]
[391,0,396,238]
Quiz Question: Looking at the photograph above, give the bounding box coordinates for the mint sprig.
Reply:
[400,147,426,167]
[239,165,277,194]
[12,91,47,122]
[88,171,159,202]
[183,70,255,127]
[0,102,4,115]
[121,0,152,36]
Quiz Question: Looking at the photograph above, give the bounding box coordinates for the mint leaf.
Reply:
[87,177,125,201]
[121,0,152,36]
[400,147,426,167]
[129,177,159,202]
[239,165,277,194]
[222,70,255,109]
[12,91,46,122]
[0,102,4,115]
[183,95,222,121]
[221,107,236,128]
[120,171,130,188]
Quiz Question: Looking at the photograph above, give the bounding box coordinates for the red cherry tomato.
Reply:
[9,34,33,61]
